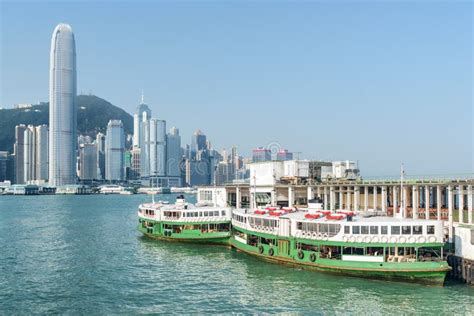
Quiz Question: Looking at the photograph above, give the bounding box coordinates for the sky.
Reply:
[1,1,472,177]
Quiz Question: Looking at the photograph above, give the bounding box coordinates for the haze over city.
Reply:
[1,1,472,176]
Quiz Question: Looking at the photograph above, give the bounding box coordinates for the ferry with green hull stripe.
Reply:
[231,201,450,285]
[138,196,232,245]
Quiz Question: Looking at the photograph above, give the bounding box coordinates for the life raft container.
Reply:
[326,214,346,220]
[305,213,322,219]
[254,210,266,215]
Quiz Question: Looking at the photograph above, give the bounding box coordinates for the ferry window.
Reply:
[183,213,186,217]
[204,211,208,216]
[199,212,203,217]
[370,226,378,235]
[381,226,388,234]
[344,226,350,234]
[413,225,422,235]
[391,226,401,235]
[427,225,435,234]
[221,210,226,216]
[361,226,369,234]
[352,226,360,234]
[214,211,219,216]
[402,226,411,235]
[297,222,302,230]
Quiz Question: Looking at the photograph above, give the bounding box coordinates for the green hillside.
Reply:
[0,95,133,153]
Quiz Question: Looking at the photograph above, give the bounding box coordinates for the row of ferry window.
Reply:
[233,214,247,223]
[181,210,226,218]
[249,217,279,228]
[344,225,435,235]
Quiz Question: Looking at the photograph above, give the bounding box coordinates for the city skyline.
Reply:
[1,2,472,176]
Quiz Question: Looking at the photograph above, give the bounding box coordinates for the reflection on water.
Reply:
[1,195,473,314]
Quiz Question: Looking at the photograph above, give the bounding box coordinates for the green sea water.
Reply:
[1,194,473,314]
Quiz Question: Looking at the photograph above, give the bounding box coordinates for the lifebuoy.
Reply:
[428,236,437,243]
[364,236,371,243]
[408,236,416,243]
[312,232,317,238]
[356,236,363,243]
[269,248,274,256]
[399,236,407,243]
[343,235,349,242]
[298,251,304,260]
[381,236,388,243]
[310,253,317,262]
[258,245,264,254]
[372,236,379,243]
[318,233,323,239]
[323,233,329,240]
[390,236,397,243]
[418,236,426,243]
[350,236,356,242]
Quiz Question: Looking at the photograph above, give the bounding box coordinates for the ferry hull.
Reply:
[139,226,230,246]
[231,238,449,286]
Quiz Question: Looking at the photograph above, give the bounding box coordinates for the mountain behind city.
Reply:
[0,95,133,153]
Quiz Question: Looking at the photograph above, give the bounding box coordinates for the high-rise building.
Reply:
[35,125,49,181]
[276,149,293,161]
[132,100,151,149]
[130,147,141,180]
[79,143,98,180]
[105,120,125,181]
[96,132,106,179]
[166,127,181,178]
[23,126,35,183]
[49,23,77,186]
[252,147,271,162]
[0,151,11,182]
[140,113,150,178]
[190,129,207,160]
[14,124,27,184]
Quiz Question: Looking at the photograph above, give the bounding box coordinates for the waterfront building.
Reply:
[21,124,49,184]
[14,124,27,184]
[49,23,77,186]
[252,147,271,163]
[79,143,98,180]
[23,126,35,183]
[130,147,141,180]
[96,132,106,179]
[0,151,13,182]
[105,120,125,181]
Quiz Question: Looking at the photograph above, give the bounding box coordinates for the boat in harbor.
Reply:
[138,195,232,245]
[230,200,451,285]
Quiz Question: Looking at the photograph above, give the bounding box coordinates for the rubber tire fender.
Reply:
[298,250,304,260]
[258,245,264,254]
[310,253,317,262]
[269,248,274,256]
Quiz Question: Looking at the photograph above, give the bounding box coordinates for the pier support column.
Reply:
[425,186,430,219]
[307,186,314,204]
[468,185,473,224]
[338,186,343,210]
[346,187,351,210]
[271,189,277,207]
[236,187,241,209]
[448,185,454,243]
[412,186,418,219]
[330,186,335,211]
[288,187,294,208]
[458,185,464,224]
[393,186,398,217]
[364,186,369,212]
[323,186,328,209]
[373,186,377,211]
[381,186,387,214]
[437,185,442,220]
[354,186,360,212]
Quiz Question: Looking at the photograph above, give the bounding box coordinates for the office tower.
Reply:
[35,125,49,181]
[130,147,141,180]
[79,143,98,180]
[155,120,166,177]
[23,126,35,183]
[166,127,181,178]
[132,99,151,149]
[140,114,150,178]
[252,147,271,162]
[190,129,207,160]
[14,125,27,184]
[49,23,77,186]
[0,152,8,181]
[96,132,106,179]
[105,120,125,181]
[276,149,293,161]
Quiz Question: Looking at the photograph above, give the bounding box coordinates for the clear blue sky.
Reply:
[1,1,472,177]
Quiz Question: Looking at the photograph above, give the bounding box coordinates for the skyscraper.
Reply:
[35,125,49,181]
[95,132,106,179]
[166,127,181,178]
[49,23,77,186]
[79,143,98,180]
[14,124,27,184]
[105,120,125,181]
[190,129,207,160]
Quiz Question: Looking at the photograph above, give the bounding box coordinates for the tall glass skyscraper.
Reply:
[49,23,77,186]
[105,120,125,181]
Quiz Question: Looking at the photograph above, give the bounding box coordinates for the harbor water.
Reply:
[1,194,473,314]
